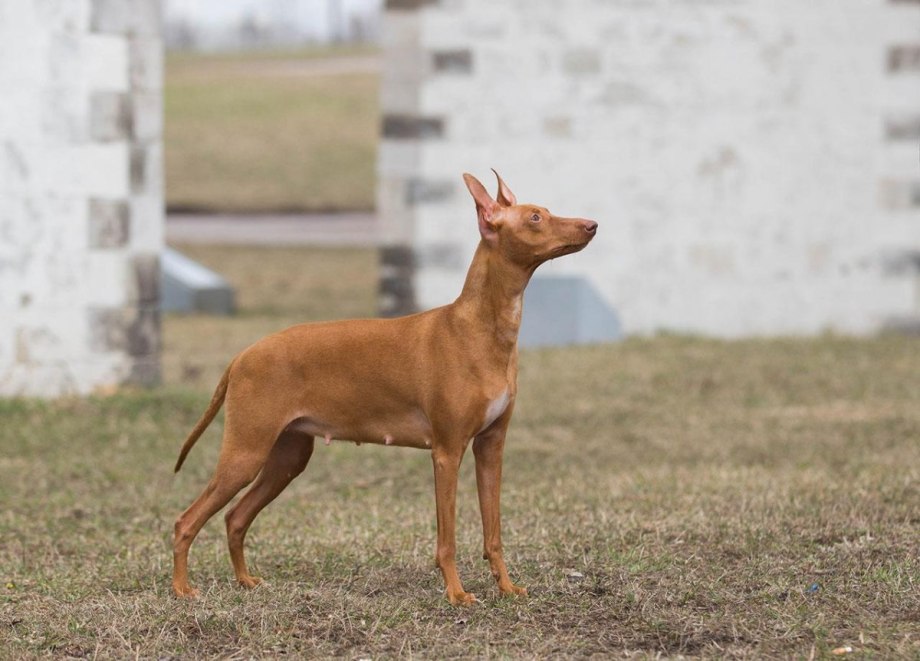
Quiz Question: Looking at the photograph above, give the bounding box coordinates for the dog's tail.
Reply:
[174,361,233,473]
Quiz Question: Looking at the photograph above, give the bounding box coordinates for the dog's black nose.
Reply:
[584,221,598,234]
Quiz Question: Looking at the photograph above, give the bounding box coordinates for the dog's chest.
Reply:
[478,387,511,434]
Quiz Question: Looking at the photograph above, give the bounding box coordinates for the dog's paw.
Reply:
[172,584,200,599]
[447,590,477,606]
[500,584,528,598]
[237,575,263,589]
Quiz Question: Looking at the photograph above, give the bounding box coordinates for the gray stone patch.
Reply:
[131,91,162,141]
[519,276,622,348]
[380,244,417,269]
[885,115,920,140]
[888,45,920,72]
[382,114,445,140]
[378,245,416,317]
[133,253,160,305]
[3,142,28,183]
[130,145,148,193]
[88,198,130,249]
[33,0,83,30]
[598,81,652,106]
[127,306,159,357]
[40,88,86,142]
[15,327,60,364]
[385,0,439,9]
[562,48,601,75]
[878,179,920,209]
[882,316,920,335]
[90,91,132,142]
[129,35,163,90]
[880,250,920,276]
[89,307,127,353]
[544,116,572,138]
[89,305,159,356]
[91,0,162,35]
[432,49,473,73]
[417,242,464,268]
[161,249,235,315]
[406,178,455,204]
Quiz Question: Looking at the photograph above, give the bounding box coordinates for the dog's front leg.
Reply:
[431,444,475,605]
[473,420,527,597]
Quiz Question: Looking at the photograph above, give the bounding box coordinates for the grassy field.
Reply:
[164,48,379,213]
[1,246,918,658]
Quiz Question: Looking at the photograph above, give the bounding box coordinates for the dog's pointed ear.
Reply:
[463,172,499,242]
[491,168,517,207]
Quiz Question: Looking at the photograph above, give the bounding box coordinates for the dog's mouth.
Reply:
[548,241,590,258]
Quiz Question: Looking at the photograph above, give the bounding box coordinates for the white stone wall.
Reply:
[378,0,920,336]
[0,0,163,396]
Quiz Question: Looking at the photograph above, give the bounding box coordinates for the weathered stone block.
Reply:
[432,49,473,73]
[378,245,416,317]
[885,115,920,140]
[562,48,601,75]
[129,194,164,250]
[90,91,132,141]
[80,143,130,197]
[85,34,128,91]
[127,306,159,357]
[380,79,422,115]
[91,0,162,36]
[88,198,130,249]
[382,114,445,139]
[129,35,163,90]
[131,90,162,141]
[386,0,439,10]
[40,87,87,142]
[416,241,464,268]
[888,45,920,71]
[88,305,159,356]
[132,253,160,305]
[406,178,455,204]
[544,116,572,138]
[879,179,920,209]
[88,307,126,353]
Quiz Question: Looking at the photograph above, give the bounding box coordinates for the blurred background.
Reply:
[0,0,919,395]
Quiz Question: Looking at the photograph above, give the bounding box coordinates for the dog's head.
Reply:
[463,170,597,268]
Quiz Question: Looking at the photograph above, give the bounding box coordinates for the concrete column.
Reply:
[0,0,164,396]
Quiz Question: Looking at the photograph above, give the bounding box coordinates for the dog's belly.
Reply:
[285,408,434,449]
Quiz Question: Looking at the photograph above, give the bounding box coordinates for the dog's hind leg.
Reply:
[172,419,279,598]
[224,429,315,588]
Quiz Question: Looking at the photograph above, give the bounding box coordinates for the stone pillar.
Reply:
[0,0,164,396]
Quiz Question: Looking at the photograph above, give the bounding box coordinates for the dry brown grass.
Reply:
[1,245,918,658]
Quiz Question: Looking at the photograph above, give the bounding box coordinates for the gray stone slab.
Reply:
[519,276,621,348]
[161,248,235,315]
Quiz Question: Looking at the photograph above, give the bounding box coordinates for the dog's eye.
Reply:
[530,213,541,223]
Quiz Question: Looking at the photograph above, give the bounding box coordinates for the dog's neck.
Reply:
[453,242,534,351]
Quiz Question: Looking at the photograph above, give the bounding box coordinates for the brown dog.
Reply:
[171,170,597,604]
